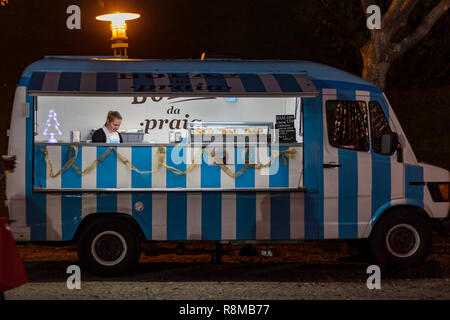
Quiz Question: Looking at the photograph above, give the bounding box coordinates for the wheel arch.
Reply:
[364,203,432,239]
[72,213,146,243]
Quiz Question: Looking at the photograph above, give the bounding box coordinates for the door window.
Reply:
[325,100,370,151]
[369,101,393,155]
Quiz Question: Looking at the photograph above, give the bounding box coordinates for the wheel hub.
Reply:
[386,224,420,258]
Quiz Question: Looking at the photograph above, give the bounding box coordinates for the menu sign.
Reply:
[275,114,296,143]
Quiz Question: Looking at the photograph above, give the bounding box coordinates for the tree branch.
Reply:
[382,0,405,28]
[390,0,450,61]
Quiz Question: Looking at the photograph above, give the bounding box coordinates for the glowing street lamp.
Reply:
[96,12,140,57]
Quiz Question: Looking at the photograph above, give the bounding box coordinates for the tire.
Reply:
[369,208,432,269]
[77,217,141,276]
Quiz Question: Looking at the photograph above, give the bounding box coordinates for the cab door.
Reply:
[322,89,372,239]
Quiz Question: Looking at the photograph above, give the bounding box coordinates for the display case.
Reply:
[188,121,273,144]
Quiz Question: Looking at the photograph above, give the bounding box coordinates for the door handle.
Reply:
[323,163,341,168]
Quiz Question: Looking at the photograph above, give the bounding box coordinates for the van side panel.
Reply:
[303,95,324,239]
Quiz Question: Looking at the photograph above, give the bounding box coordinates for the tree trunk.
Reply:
[361,40,391,89]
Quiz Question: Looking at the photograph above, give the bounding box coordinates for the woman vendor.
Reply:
[92,111,123,143]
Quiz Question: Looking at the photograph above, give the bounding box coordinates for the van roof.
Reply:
[20,56,381,93]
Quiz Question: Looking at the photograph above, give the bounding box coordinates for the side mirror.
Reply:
[381,132,399,155]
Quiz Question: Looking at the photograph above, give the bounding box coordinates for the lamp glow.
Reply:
[96,12,140,57]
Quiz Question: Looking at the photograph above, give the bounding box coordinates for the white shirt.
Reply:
[102,126,120,143]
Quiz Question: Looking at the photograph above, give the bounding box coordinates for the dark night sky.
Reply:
[0,0,449,167]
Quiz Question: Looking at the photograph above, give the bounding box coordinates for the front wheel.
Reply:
[77,217,141,276]
[369,209,432,269]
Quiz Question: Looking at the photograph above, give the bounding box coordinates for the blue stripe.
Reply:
[19,76,31,87]
[131,147,152,188]
[34,145,47,188]
[370,94,391,224]
[96,193,117,213]
[133,73,156,92]
[235,146,255,188]
[167,192,187,240]
[405,165,424,207]
[239,74,266,92]
[236,192,256,240]
[303,94,324,239]
[168,73,193,92]
[132,193,152,240]
[61,145,82,188]
[201,192,222,240]
[273,74,302,92]
[166,146,186,188]
[28,96,46,240]
[58,72,81,91]
[338,148,358,238]
[203,74,230,93]
[96,73,118,92]
[61,193,82,241]
[201,152,221,188]
[269,146,289,188]
[270,192,291,239]
[28,72,46,90]
[97,146,117,188]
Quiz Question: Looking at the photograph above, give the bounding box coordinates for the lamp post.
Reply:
[96,12,140,57]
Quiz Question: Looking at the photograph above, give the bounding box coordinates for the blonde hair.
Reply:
[105,111,122,126]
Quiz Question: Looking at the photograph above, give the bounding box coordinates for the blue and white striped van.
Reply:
[6,56,449,275]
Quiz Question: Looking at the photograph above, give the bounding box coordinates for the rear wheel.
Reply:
[369,209,432,269]
[77,217,141,276]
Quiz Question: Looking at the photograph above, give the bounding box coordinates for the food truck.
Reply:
[5,56,449,275]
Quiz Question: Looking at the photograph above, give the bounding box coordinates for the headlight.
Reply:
[428,182,450,202]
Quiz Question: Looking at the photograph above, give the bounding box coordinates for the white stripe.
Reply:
[322,88,339,239]
[220,143,235,188]
[290,192,305,239]
[221,193,236,240]
[186,146,202,188]
[41,72,61,91]
[355,90,372,238]
[6,87,28,227]
[152,193,167,240]
[255,192,271,240]
[255,144,270,188]
[189,74,209,93]
[289,147,303,188]
[387,104,405,199]
[152,146,166,188]
[81,193,97,219]
[82,146,97,188]
[46,145,61,189]
[187,192,202,240]
[117,74,134,92]
[117,193,132,215]
[259,74,282,93]
[224,75,246,93]
[46,193,62,240]
[80,73,97,92]
[117,147,132,188]
[153,74,172,93]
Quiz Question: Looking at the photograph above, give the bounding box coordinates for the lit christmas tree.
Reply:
[43,109,62,143]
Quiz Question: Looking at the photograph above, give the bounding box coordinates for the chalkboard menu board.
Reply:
[275,114,296,143]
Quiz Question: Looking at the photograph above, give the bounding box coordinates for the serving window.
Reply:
[34,96,303,145]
